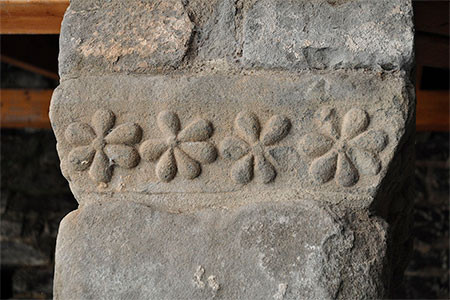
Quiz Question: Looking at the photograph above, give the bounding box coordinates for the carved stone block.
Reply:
[51,0,415,299]
[50,72,413,210]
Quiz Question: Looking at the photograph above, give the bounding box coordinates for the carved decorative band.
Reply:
[64,107,387,188]
[51,73,409,202]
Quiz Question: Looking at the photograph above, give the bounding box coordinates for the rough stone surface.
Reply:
[242,0,414,71]
[50,71,413,210]
[58,0,414,79]
[51,0,416,298]
[54,200,388,300]
[1,129,444,299]
[59,0,194,78]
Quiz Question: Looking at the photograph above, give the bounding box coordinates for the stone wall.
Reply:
[404,132,449,299]
[1,129,448,299]
[1,129,77,299]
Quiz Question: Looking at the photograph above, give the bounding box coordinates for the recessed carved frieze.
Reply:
[62,106,389,188]
[50,73,410,208]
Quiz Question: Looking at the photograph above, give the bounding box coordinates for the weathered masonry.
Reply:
[50,0,415,299]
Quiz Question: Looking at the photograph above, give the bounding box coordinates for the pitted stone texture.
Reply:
[58,0,414,77]
[59,0,194,78]
[242,0,414,71]
[54,200,388,300]
[196,0,238,62]
[50,71,413,209]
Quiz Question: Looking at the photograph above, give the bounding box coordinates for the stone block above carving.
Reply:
[50,71,413,210]
[59,0,194,78]
[58,0,414,79]
[242,0,414,71]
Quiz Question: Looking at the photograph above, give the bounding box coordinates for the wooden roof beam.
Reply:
[0,0,69,34]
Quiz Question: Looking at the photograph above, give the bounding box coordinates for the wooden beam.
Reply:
[1,54,59,80]
[415,32,449,132]
[1,89,52,128]
[413,1,449,37]
[416,89,449,132]
[0,0,69,34]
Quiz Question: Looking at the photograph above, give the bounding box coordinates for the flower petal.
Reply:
[309,151,337,184]
[60,159,71,181]
[349,129,388,153]
[315,106,339,139]
[260,115,291,146]
[156,149,177,182]
[341,108,369,140]
[298,133,334,158]
[104,145,140,169]
[88,150,112,183]
[230,154,254,184]
[65,122,96,145]
[219,136,250,160]
[157,111,180,136]
[67,146,95,171]
[174,148,201,179]
[104,123,142,145]
[255,154,276,183]
[179,142,217,164]
[336,153,359,187]
[234,111,260,144]
[348,148,381,176]
[178,119,213,142]
[91,109,115,137]
[139,139,168,161]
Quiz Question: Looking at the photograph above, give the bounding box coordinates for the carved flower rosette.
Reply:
[63,109,142,183]
[139,111,217,182]
[219,111,291,184]
[298,107,388,187]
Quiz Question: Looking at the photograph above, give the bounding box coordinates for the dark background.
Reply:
[1,2,449,299]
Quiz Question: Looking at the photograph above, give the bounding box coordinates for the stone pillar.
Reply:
[50,0,414,299]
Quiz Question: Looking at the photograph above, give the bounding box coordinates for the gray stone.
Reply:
[54,200,388,300]
[51,0,416,298]
[196,0,238,62]
[50,71,413,210]
[59,0,194,78]
[242,0,414,71]
[58,0,414,77]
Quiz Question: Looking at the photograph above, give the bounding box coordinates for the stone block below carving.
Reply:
[54,200,388,300]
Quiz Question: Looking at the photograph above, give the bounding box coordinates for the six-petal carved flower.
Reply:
[65,109,142,183]
[298,107,388,187]
[219,112,291,184]
[139,111,217,182]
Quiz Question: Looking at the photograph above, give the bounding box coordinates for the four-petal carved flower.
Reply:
[298,107,388,187]
[220,112,291,184]
[65,109,142,183]
[139,111,217,182]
